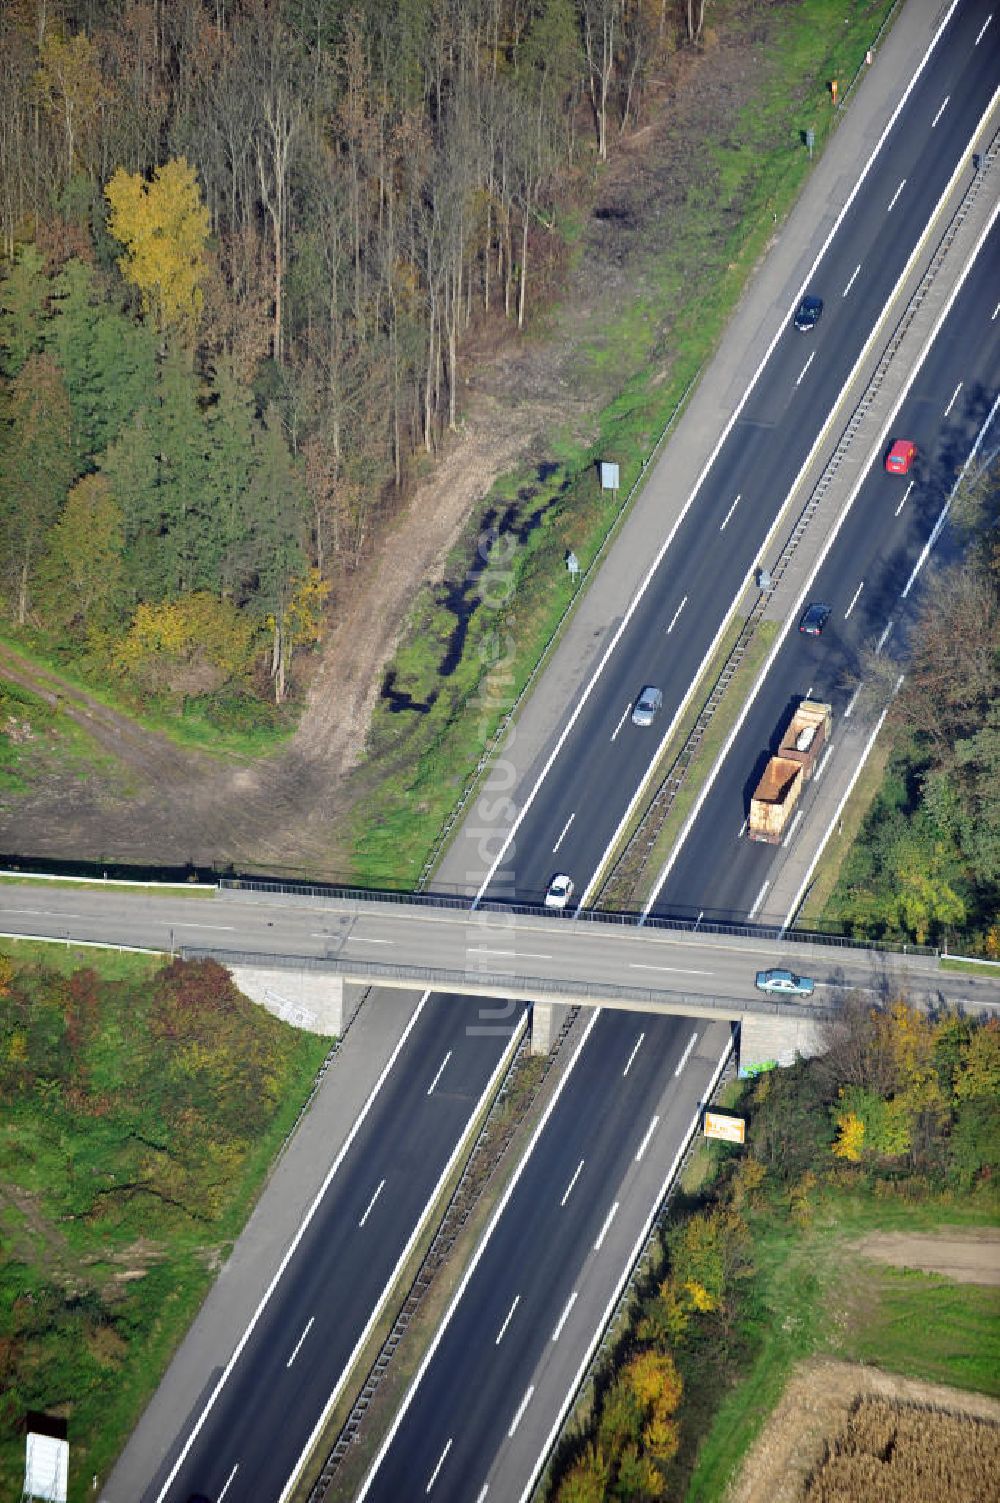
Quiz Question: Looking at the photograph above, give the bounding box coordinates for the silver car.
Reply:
[755,968,814,997]
[631,685,664,727]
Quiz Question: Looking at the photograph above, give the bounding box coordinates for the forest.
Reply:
[0,0,692,717]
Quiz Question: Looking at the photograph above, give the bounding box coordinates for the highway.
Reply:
[71,4,999,1499]
[5,882,1000,1016]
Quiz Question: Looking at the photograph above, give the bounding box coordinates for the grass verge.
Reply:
[940,956,1000,976]
[797,729,894,928]
[0,945,328,1500]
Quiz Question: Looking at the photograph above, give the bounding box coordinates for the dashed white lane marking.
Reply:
[943,381,962,417]
[674,1031,699,1077]
[842,263,862,297]
[346,935,392,944]
[795,351,816,386]
[694,908,705,928]
[805,683,814,698]
[628,963,712,976]
[622,1032,646,1076]
[876,618,894,654]
[426,1051,452,1096]
[666,596,689,634]
[611,705,631,742]
[472,948,552,961]
[738,816,748,838]
[992,301,1000,321]
[426,1439,453,1493]
[474,1486,489,1503]
[719,493,742,531]
[170,921,237,930]
[844,685,862,719]
[783,808,805,848]
[561,1160,585,1207]
[508,1386,534,1438]
[552,813,576,852]
[887,178,907,212]
[495,1294,520,1345]
[895,480,914,516]
[358,1179,385,1228]
[286,1316,315,1369]
[218,1465,239,1502]
[844,580,864,618]
[931,95,950,128]
[635,1115,660,1162]
[815,744,834,781]
[748,879,771,919]
[974,14,993,46]
[552,1291,578,1341]
[594,1201,619,1251]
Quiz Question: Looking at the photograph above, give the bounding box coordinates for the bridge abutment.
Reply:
[530,1001,571,1055]
[228,965,366,1036]
[739,1011,827,1073]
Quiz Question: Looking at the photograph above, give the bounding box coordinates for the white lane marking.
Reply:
[748,880,770,920]
[666,596,688,634]
[155,987,437,1503]
[719,493,741,531]
[560,1159,585,1207]
[887,178,907,212]
[738,817,748,838]
[594,1201,619,1251]
[875,618,894,654]
[218,1465,239,1502]
[610,706,631,742]
[674,1031,698,1076]
[426,1051,452,1096]
[495,1294,520,1345]
[552,813,576,852]
[426,1439,453,1493]
[795,350,816,386]
[167,921,237,931]
[508,1386,534,1438]
[992,301,1000,321]
[286,1316,315,1369]
[975,14,993,45]
[471,948,552,960]
[844,685,862,719]
[931,95,950,128]
[782,809,805,848]
[347,935,392,944]
[694,908,705,928]
[844,581,863,619]
[815,744,833,781]
[358,1179,386,1228]
[475,1488,489,1503]
[552,1291,578,1341]
[943,381,962,417]
[895,480,914,516]
[842,263,862,297]
[622,1032,646,1076]
[355,1010,600,1502]
[635,1115,660,1162]
[628,963,712,976]
[805,684,814,699]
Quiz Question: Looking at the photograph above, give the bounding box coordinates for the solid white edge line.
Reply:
[154,986,434,1503]
[355,1009,603,1501]
[517,1032,735,1503]
[470,0,963,909]
[641,190,1000,919]
[278,1008,528,1503]
[780,411,1000,929]
[581,75,997,915]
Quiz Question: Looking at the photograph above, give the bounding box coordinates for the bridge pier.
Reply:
[228,965,366,1037]
[739,1011,827,1073]
[530,1001,571,1055]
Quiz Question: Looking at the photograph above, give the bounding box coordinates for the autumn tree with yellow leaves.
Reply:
[105,158,210,341]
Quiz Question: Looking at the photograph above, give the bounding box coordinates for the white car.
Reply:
[544,873,575,910]
[755,968,814,997]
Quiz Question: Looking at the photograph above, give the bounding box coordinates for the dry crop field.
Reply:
[804,1396,1000,1503]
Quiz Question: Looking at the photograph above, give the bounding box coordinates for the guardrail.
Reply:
[218,876,937,957]
[184,945,837,1021]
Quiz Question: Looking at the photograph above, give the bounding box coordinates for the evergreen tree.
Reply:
[204,362,257,600]
[0,244,48,379]
[0,354,74,623]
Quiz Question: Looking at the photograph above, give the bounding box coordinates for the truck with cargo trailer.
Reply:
[748,699,832,844]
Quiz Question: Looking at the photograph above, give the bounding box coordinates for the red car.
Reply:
[885,438,917,475]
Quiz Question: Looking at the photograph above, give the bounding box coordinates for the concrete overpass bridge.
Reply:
[4,876,997,1065]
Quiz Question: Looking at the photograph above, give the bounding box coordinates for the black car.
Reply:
[799,601,832,636]
[793,295,824,331]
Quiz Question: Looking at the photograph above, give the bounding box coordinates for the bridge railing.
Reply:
[218,877,937,958]
[186,945,836,1021]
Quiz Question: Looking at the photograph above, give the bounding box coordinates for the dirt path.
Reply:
[852,1227,1000,1286]
[0,27,775,875]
